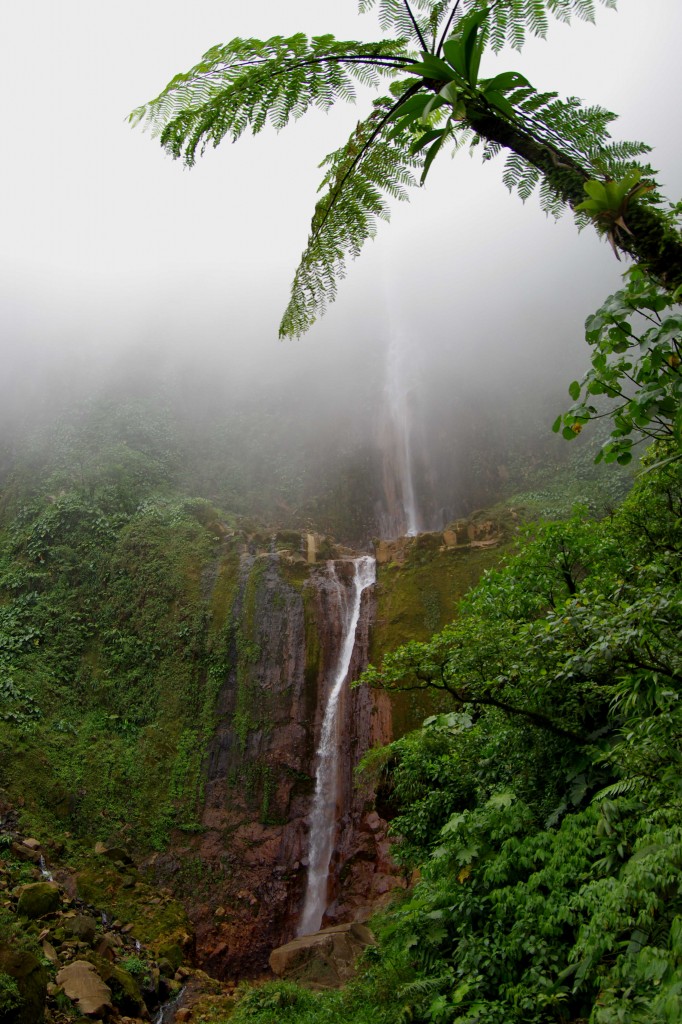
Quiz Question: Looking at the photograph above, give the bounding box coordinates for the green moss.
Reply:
[17,883,60,920]
[370,540,508,735]
[209,545,241,633]
[75,863,189,947]
[0,947,47,1024]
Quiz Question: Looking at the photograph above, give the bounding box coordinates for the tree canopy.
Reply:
[132,0,682,337]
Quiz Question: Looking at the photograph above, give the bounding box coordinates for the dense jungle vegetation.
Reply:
[229,450,682,1024]
[2,0,681,1013]
[1,367,680,1022]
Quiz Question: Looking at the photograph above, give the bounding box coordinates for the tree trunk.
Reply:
[465,107,682,294]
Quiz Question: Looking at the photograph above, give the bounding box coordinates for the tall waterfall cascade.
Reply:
[385,334,421,537]
[297,555,376,936]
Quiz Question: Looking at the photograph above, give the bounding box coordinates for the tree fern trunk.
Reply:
[466,107,682,293]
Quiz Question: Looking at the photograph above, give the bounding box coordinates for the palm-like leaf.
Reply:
[130,34,409,165]
[280,96,424,338]
[357,0,618,53]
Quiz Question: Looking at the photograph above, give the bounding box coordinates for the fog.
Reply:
[2,1,681,539]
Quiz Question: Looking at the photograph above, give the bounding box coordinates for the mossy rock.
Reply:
[85,954,146,1017]
[63,915,97,944]
[157,941,183,972]
[0,946,47,1024]
[76,865,190,946]
[16,882,60,919]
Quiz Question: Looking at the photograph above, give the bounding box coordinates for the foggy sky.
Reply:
[2,0,681,440]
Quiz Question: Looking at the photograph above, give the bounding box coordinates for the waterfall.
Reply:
[297,555,376,936]
[385,333,421,537]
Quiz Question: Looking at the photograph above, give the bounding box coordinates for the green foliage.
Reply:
[130,34,406,154]
[118,954,146,979]
[0,973,22,1019]
[343,460,682,1024]
[576,168,654,250]
[133,0,678,337]
[282,93,422,337]
[0,411,238,850]
[554,266,682,465]
[362,507,644,746]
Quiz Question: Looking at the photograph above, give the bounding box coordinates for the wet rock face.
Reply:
[164,552,399,979]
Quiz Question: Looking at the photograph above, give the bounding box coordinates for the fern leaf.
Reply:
[130,34,409,166]
[359,0,446,46]
[280,97,422,338]
[460,0,619,52]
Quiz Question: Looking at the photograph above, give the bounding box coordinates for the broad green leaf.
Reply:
[420,130,447,183]
[442,39,466,78]
[482,71,532,93]
[484,90,516,119]
[411,128,445,155]
[583,180,608,202]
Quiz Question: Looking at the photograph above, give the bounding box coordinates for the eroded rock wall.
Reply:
[170,548,395,978]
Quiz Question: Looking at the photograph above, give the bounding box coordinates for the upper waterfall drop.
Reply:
[297,555,376,937]
[385,333,421,537]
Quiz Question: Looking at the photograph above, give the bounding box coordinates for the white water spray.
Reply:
[39,855,53,881]
[297,555,376,936]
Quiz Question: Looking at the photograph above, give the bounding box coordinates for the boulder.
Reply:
[269,923,375,989]
[17,882,61,919]
[0,945,48,1024]
[157,957,175,979]
[63,915,98,944]
[10,842,41,865]
[56,960,113,1018]
[94,842,133,865]
[41,941,60,966]
[94,934,119,961]
[157,941,183,973]
[87,957,148,1018]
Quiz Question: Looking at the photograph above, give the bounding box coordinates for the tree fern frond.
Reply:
[129,34,410,166]
[495,80,649,219]
[280,97,422,338]
[595,777,646,801]
[513,88,650,182]
[538,175,568,216]
[481,139,502,161]
[359,0,449,47]
[460,0,619,52]
[502,152,541,201]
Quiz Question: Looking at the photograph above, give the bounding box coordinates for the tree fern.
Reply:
[134,0,682,335]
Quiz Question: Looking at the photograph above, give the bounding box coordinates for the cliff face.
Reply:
[0,470,507,983]
[154,517,512,978]
[161,548,396,978]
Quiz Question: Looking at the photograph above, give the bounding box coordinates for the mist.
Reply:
[2,0,681,542]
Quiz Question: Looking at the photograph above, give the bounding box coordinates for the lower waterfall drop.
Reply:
[297,555,376,937]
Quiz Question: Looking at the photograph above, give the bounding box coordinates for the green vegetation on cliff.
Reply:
[229,452,682,1024]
